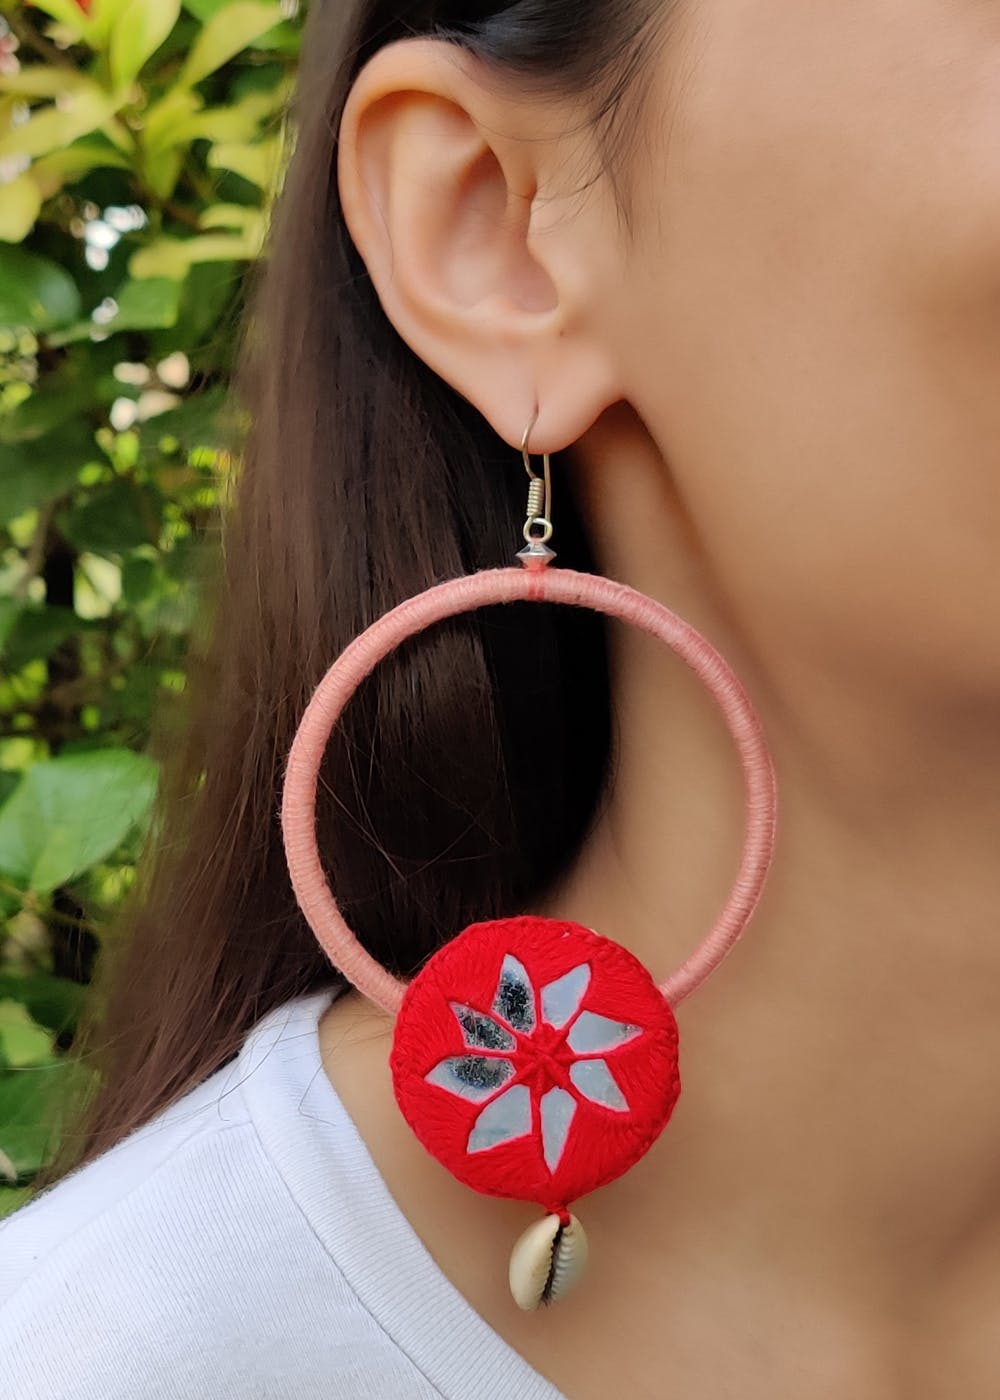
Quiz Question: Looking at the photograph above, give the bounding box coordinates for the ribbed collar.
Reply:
[238,990,566,1400]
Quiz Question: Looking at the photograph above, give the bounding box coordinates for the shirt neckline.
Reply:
[236,989,566,1400]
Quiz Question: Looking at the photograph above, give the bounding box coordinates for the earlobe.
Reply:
[336,38,622,455]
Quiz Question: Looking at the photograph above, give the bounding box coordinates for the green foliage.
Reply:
[0,0,300,1215]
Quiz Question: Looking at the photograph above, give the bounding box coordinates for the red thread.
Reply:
[281,567,778,1016]
[390,916,681,1211]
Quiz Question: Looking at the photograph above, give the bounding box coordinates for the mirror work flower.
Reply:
[391,916,682,1214]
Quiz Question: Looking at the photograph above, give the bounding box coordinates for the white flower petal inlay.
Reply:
[566,1010,642,1054]
[569,1058,628,1111]
[426,1055,514,1102]
[450,1003,515,1051]
[467,1084,532,1153]
[540,1086,577,1171]
[493,955,535,1033]
[540,964,591,1029]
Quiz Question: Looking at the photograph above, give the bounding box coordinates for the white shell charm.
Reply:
[508,1212,589,1311]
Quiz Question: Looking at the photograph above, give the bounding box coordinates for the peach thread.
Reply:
[281,566,778,1017]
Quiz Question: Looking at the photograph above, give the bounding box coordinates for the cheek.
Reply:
[623,0,1000,694]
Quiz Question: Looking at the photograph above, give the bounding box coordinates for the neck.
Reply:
[538,412,1000,1300]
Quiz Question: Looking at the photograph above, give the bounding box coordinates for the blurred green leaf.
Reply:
[0,748,159,893]
[0,175,43,244]
[0,247,82,332]
[169,259,239,346]
[138,383,226,452]
[2,606,96,672]
[0,1186,36,1219]
[0,376,95,445]
[0,87,119,164]
[0,431,92,525]
[181,0,237,20]
[0,973,87,1036]
[0,1001,55,1069]
[164,84,288,146]
[0,1066,68,1180]
[89,0,144,45]
[0,598,24,650]
[130,227,263,278]
[0,0,301,1190]
[33,137,133,189]
[106,277,183,332]
[248,19,298,54]
[199,203,261,233]
[206,134,282,189]
[0,69,91,100]
[109,0,183,91]
[141,146,185,201]
[120,554,157,605]
[179,1,281,86]
[25,0,96,41]
[141,86,202,154]
[58,479,163,554]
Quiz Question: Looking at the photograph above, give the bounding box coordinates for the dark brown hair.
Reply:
[37,0,670,1188]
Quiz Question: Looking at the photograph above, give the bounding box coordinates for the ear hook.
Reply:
[521,406,553,546]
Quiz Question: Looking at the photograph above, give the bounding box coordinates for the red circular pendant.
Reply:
[390,916,681,1214]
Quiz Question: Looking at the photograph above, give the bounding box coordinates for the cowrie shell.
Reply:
[508,1212,589,1311]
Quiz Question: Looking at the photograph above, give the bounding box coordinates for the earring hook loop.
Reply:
[520,405,553,546]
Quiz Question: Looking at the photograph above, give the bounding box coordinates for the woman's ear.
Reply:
[336,38,623,453]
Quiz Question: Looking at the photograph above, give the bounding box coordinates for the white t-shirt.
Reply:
[0,989,565,1399]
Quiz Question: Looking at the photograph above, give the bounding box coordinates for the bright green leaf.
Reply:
[0,174,42,244]
[109,0,182,92]
[0,247,82,331]
[0,88,119,163]
[248,19,297,54]
[127,238,189,280]
[179,1,281,87]
[0,69,92,100]
[141,145,184,200]
[199,203,263,233]
[88,0,141,45]
[32,137,132,191]
[130,228,263,278]
[161,79,289,147]
[0,1002,55,1069]
[141,86,202,154]
[0,748,159,893]
[22,0,95,42]
[206,135,282,190]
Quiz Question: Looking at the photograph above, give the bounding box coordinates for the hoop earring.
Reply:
[281,406,778,1311]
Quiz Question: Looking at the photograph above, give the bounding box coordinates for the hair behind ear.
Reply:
[34,0,677,1190]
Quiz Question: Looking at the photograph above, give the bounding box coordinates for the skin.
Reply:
[324,3,1000,1395]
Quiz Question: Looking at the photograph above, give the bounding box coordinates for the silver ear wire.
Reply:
[518,407,555,565]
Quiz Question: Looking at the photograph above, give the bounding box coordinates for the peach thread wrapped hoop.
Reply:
[281,407,778,1311]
